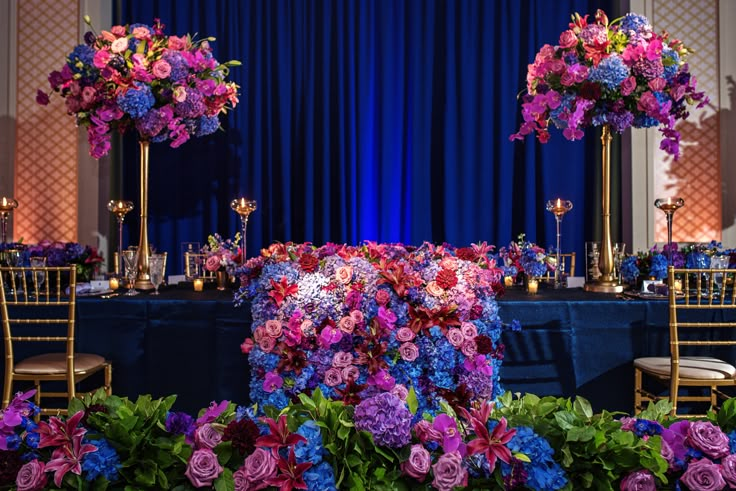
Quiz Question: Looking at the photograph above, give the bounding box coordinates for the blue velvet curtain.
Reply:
[115,0,616,274]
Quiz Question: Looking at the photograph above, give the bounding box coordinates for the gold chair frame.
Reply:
[0,265,111,415]
[541,252,576,282]
[634,266,736,416]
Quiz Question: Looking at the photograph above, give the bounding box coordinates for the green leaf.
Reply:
[513,451,531,463]
[573,397,594,419]
[554,411,577,430]
[214,468,235,491]
[406,387,418,415]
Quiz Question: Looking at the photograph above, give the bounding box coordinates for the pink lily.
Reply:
[45,433,97,487]
[465,416,516,473]
[35,411,87,449]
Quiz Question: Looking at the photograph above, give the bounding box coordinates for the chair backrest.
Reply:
[668,265,736,367]
[542,252,576,282]
[0,266,77,373]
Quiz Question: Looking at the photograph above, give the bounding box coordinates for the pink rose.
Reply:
[396,327,415,342]
[461,339,478,357]
[240,338,255,354]
[426,281,444,297]
[621,76,637,96]
[110,25,126,36]
[460,322,478,339]
[300,319,314,335]
[401,444,431,481]
[93,49,111,69]
[413,420,442,444]
[341,365,359,381]
[332,351,353,368]
[233,467,250,491]
[648,77,666,92]
[620,470,656,491]
[16,460,47,491]
[335,265,353,284]
[168,35,188,50]
[81,86,97,106]
[111,37,128,54]
[324,367,343,386]
[338,316,356,333]
[132,26,150,39]
[185,448,224,488]
[391,383,409,401]
[152,59,172,79]
[446,329,465,347]
[205,255,221,272]
[559,29,578,49]
[257,336,276,353]
[253,326,265,343]
[375,289,391,305]
[687,421,730,459]
[399,342,419,362]
[722,454,736,488]
[264,320,282,338]
[349,309,364,325]
[173,86,187,102]
[242,448,277,489]
[432,452,468,491]
[439,257,458,270]
[681,459,726,491]
[194,423,223,449]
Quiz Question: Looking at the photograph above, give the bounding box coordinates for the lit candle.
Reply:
[193,278,204,292]
[504,276,513,287]
[556,198,561,208]
[527,279,539,295]
[109,277,120,290]
[674,279,683,293]
[1,198,6,207]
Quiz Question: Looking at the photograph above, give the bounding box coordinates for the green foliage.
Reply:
[494,392,669,490]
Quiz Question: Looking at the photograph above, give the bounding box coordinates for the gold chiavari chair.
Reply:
[634,266,736,416]
[0,265,111,415]
[541,252,576,283]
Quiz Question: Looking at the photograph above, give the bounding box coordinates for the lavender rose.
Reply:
[680,459,726,491]
[687,421,730,459]
[233,467,249,491]
[431,451,468,491]
[722,454,736,488]
[185,448,224,488]
[194,423,223,449]
[242,448,277,487]
[619,470,656,491]
[401,444,431,481]
[16,460,47,491]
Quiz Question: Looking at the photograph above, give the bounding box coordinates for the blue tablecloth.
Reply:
[5,284,731,415]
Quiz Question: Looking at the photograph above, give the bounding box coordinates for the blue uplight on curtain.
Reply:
[116,0,614,274]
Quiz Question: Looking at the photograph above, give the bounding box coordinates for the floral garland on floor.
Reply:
[233,241,514,417]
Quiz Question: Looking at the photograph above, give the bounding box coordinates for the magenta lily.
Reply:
[35,411,87,449]
[44,433,97,487]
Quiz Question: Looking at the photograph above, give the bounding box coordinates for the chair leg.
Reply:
[104,363,112,396]
[2,376,12,409]
[634,367,642,413]
[711,385,718,409]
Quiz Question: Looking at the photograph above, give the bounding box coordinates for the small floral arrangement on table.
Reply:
[510,9,708,160]
[497,234,554,281]
[200,232,241,275]
[24,240,104,283]
[234,241,515,417]
[36,17,240,158]
[621,241,733,283]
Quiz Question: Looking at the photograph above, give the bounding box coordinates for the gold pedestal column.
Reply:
[135,140,153,290]
[585,124,623,293]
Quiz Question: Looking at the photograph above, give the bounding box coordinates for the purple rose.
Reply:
[432,452,468,491]
[16,460,47,491]
[185,448,224,488]
[620,470,656,491]
[242,448,277,488]
[723,454,736,488]
[681,459,726,491]
[401,444,430,481]
[194,423,223,449]
[687,421,730,459]
[660,438,674,468]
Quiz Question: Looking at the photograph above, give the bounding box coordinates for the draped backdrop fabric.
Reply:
[115,0,618,273]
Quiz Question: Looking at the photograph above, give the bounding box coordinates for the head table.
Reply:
[2,284,728,415]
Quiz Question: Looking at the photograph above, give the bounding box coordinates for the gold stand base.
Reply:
[584,281,624,293]
[134,279,154,290]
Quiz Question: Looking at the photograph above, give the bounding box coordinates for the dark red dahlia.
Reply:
[223,418,261,455]
[436,268,458,290]
[298,253,319,272]
[475,335,493,355]
[455,247,477,261]
[81,403,108,426]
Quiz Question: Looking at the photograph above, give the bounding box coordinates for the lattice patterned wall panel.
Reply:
[15,0,79,243]
[652,0,721,243]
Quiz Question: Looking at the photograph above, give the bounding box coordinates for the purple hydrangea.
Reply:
[164,51,190,82]
[175,88,206,118]
[354,392,412,448]
[165,411,195,441]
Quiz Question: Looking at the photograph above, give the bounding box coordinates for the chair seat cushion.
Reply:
[634,356,736,380]
[15,353,107,375]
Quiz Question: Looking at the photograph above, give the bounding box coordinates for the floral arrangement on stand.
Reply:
[497,234,554,282]
[201,232,242,275]
[36,17,240,158]
[233,241,513,417]
[510,9,708,160]
[2,240,104,283]
[620,241,733,283]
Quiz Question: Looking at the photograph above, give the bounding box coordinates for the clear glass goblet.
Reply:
[121,249,139,296]
[148,254,165,295]
[29,256,46,295]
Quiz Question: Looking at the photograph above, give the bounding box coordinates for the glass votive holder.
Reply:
[527,278,539,295]
[504,276,514,287]
[193,278,204,292]
[109,277,120,290]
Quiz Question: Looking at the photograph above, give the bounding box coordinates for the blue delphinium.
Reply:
[81,437,121,482]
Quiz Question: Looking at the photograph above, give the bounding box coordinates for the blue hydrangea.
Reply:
[195,115,220,137]
[620,14,651,36]
[81,437,121,482]
[294,421,324,464]
[686,251,710,269]
[589,55,630,89]
[649,254,669,280]
[501,426,568,491]
[5,434,21,451]
[621,256,641,282]
[662,47,681,81]
[728,430,736,453]
[117,83,155,118]
[303,462,337,491]
[68,44,96,73]
[164,52,190,81]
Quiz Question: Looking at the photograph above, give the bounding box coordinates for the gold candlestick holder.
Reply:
[230,198,257,262]
[654,197,684,266]
[0,197,18,244]
[545,198,573,289]
[107,200,134,277]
